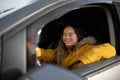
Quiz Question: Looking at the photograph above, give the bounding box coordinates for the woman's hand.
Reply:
[78,62,84,68]
[27,41,37,55]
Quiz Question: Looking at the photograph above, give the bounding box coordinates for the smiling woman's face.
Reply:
[63,26,78,47]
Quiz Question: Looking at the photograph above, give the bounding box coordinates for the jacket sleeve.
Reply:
[36,47,55,62]
[79,43,116,64]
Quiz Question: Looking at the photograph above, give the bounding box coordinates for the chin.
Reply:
[66,44,73,47]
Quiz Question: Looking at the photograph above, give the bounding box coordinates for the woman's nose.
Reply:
[66,35,70,38]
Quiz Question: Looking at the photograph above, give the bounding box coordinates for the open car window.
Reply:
[27,3,118,70]
[27,5,115,50]
[38,6,111,49]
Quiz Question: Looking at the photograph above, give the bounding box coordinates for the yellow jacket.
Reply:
[36,43,116,69]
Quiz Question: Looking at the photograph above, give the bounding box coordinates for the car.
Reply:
[0,0,120,80]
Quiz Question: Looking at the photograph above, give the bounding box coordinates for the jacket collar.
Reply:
[77,36,96,48]
[66,36,96,50]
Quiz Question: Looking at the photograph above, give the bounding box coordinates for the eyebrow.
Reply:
[63,32,74,35]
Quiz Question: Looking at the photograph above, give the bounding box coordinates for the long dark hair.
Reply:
[56,21,84,65]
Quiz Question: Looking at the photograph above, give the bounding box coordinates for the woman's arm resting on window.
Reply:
[78,62,84,68]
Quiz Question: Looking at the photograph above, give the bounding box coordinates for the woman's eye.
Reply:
[69,33,73,36]
[63,34,67,36]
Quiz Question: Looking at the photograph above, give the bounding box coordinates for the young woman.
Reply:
[28,22,116,70]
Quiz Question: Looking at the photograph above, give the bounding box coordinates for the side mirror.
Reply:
[18,64,84,80]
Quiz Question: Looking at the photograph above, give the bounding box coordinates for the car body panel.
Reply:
[0,0,120,80]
